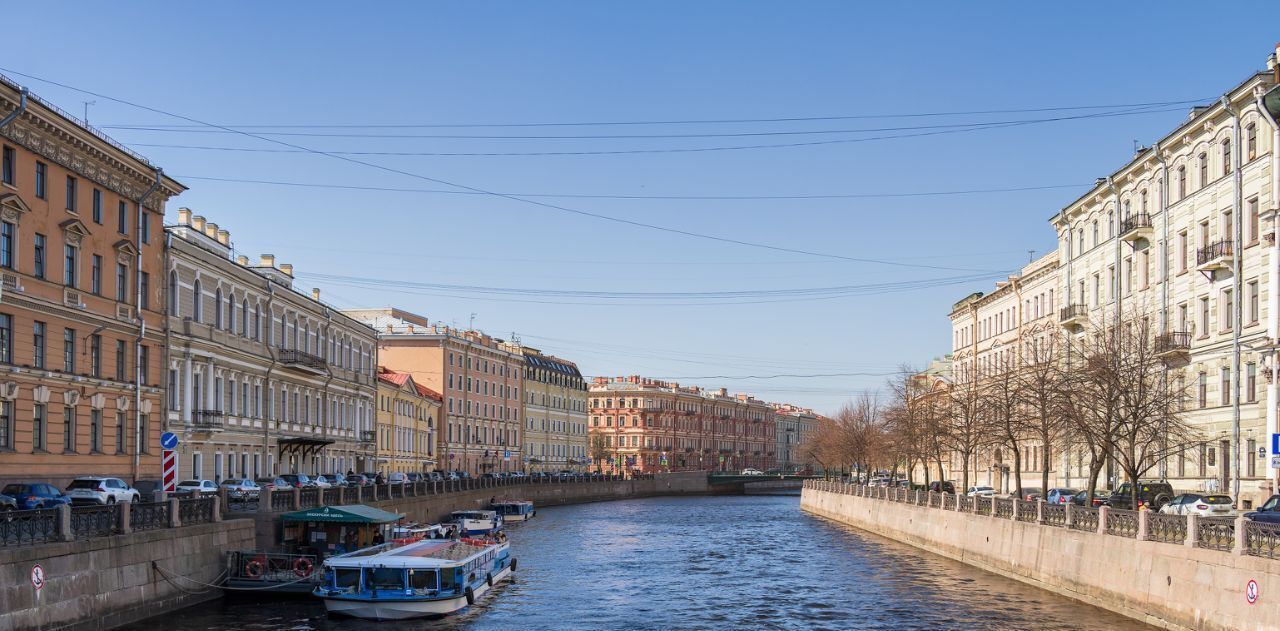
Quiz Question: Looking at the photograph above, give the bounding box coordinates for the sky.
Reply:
[3,3,1277,413]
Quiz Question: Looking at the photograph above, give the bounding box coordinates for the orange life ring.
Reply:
[244,560,264,578]
[293,557,314,577]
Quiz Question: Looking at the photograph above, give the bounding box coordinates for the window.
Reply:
[140,212,150,244]
[0,221,12,269]
[0,313,9,364]
[116,411,126,454]
[1247,123,1258,160]
[1248,197,1260,244]
[138,414,148,454]
[90,409,101,453]
[32,321,45,369]
[139,272,149,310]
[139,345,148,386]
[168,271,178,314]
[1249,281,1259,324]
[115,263,127,301]
[1248,363,1258,404]
[92,189,102,224]
[0,401,11,449]
[1,146,13,185]
[1091,221,1098,247]
[192,280,202,322]
[33,233,45,278]
[1249,438,1258,477]
[63,328,75,373]
[1221,367,1231,406]
[63,406,75,453]
[90,254,101,295]
[215,291,225,328]
[1223,140,1232,177]
[1198,373,1207,408]
[90,334,100,377]
[63,244,77,287]
[1198,153,1208,188]
[1222,289,1234,332]
[65,176,77,212]
[32,403,45,451]
[117,201,127,234]
[1178,166,1187,198]
[35,162,46,198]
[115,339,127,381]
[1200,298,1210,337]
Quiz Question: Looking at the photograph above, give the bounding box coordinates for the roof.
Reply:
[325,538,494,569]
[377,367,442,402]
[281,504,403,524]
[414,383,443,402]
[524,352,583,378]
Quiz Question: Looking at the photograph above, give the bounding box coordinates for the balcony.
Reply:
[1059,304,1088,328]
[191,410,225,432]
[1119,214,1153,242]
[1155,331,1192,358]
[278,349,327,373]
[360,430,376,444]
[1196,240,1234,272]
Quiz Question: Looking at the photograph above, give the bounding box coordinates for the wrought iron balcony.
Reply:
[191,410,225,430]
[1196,240,1234,271]
[1119,214,1153,242]
[278,349,327,371]
[1155,331,1192,357]
[1059,304,1088,327]
[360,430,376,444]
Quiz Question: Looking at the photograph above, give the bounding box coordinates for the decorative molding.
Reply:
[62,390,80,406]
[32,385,49,404]
[115,396,130,412]
[90,393,106,410]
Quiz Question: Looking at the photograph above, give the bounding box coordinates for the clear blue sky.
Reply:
[4,3,1276,412]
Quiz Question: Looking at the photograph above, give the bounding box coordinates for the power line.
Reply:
[0,66,1002,273]
[95,98,1207,129]
[174,174,1089,201]
[649,371,897,380]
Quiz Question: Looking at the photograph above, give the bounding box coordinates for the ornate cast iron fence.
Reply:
[1147,513,1187,545]
[70,505,118,538]
[1196,517,1235,551]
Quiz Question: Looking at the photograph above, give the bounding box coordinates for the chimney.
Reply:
[177,208,192,225]
[204,222,218,239]
[192,215,206,232]
[259,254,276,268]
[718,388,728,396]
[407,325,415,334]
[278,263,293,277]
[235,255,248,266]
[311,288,321,301]
[216,229,230,246]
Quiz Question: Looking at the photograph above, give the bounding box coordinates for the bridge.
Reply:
[706,473,816,495]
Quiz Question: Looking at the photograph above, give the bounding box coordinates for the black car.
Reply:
[1069,490,1111,507]
[1107,481,1174,511]
[1245,495,1280,524]
[928,481,956,494]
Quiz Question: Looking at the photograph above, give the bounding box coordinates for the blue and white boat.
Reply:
[315,537,515,620]
[491,500,536,522]
[449,509,503,536]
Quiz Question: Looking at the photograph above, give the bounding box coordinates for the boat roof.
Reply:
[281,504,404,524]
[493,499,532,504]
[325,539,497,569]
[451,510,497,517]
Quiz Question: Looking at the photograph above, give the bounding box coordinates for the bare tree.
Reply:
[589,434,610,473]
[984,351,1027,496]
[1017,326,1069,498]
[884,366,942,486]
[939,363,989,491]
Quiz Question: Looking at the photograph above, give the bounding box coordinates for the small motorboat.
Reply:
[491,500,536,522]
[449,509,503,536]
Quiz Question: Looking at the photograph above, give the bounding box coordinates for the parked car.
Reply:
[1245,495,1280,523]
[928,481,956,494]
[388,472,407,485]
[741,468,764,476]
[310,475,333,489]
[279,474,312,488]
[255,477,289,491]
[318,474,348,487]
[344,474,371,487]
[1069,490,1110,507]
[219,479,261,501]
[1161,493,1234,517]
[481,472,501,479]
[0,493,15,512]
[65,477,140,505]
[1045,488,1077,505]
[1107,481,1174,511]
[509,471,526,479]
[173,480,219,498]
[966,486,996,498]
[132,479,163,500]
[0,483,70,509]
[1012,488,1043,501]
[428,472,444,483]
[442,472,460,481]
[406,472,424,483]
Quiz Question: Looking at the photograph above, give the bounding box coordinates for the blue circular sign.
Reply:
[160,432,179,450]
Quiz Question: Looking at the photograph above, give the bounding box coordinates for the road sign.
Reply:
[160,432,179,450]
[162,449,178,492]
[1272,434,1280,456]
[503,451,511,459]
[1247,579,1259,604]
[1270,455,1280,470]
[31,564,44,591]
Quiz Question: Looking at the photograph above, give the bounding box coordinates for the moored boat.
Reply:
[491,500,536,522]
[315,537,515,620]
[449,509,503,535]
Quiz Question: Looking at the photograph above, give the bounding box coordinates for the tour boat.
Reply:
[315,536,515,620]
[390,523,448,542]
[491,500,536,522]
[449,510,503,536]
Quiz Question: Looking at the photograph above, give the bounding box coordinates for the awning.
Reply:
[281,504,404,524]
[277,437,334,460]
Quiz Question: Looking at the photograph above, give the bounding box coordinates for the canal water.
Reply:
[124,495,1149,630]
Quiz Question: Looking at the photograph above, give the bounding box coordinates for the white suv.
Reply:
[66,477,140,505]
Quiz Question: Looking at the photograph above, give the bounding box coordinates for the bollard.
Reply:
[119,500,132,534]
[1011,499,1019,521]
[1185,513,1199,547]
[169,498,181,528]
[1036,499,1045,525]
[211,496,222,523]
[1136,508,1149,541]
[1233,515,1248,555]
[1097,506,1109,535]
[292,487,302,511]
[1064,503,1074,528]
[217,487,230,514]
[259,488,274,513]
[355,484,364,503]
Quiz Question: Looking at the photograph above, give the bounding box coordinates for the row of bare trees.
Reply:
[806,310,1201,509]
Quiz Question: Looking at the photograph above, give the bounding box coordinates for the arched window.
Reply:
[226,292,234,331]
[1140,189,1148,214]
[1246,123,1258,160]
[1198,152,1208,187]
[1222,140,1232,176]
[1092,221,1098,247]
[192,280,202,323]
[1177,166,1187,198]
[214,288,223,328]
[241,300,248,336]
[1107,210,1114,238]
[168,271,179,315]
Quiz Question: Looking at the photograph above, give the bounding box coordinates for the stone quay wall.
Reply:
[802,481,1280,631]
[0,518,255,631]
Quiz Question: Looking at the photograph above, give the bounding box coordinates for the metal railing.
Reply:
[1245,520,1280,559]
[271,490,294,511]
[1070,507,1099,532]
[70,505,118,538]
[0,508,60,546]
[1119,213,1152,234]
[1196,239,1233,265]
[1015,499,1038,523]
[957,495,972,511]
[324,488,343,505]
[975,497,993,515]
[994,498,1014,519]
[1196,517,1235,551]
[1155,331,1192,354]
[132,502,170,531]
[343,486,359,503]
[299,489,321,508]
[178,497,214,526]
[1042,504,1066,527]
[228,551,322,584]
[279,349,327,370]
[1105,509,1139,538]
[1148,513,1187,545]
[191,410,225,429]
[1059,304,1087,322]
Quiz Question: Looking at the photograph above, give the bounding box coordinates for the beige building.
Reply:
[505,344,588,472]
[772,403,817,471]
[375,367,441,475]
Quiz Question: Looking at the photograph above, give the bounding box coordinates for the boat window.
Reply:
[369,567,405,590]
[409,569,437,591]
[335,569,361,590]
[440,568,458,591]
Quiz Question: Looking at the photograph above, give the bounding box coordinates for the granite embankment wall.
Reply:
[246,472,709,548]
[0,519,255,631]
[802,484,1280,631]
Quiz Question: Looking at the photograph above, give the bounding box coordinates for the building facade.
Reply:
[772,403,817,471]
[506,344,588,472]
[0,76,185,486]
[588,376,777,474]
[375,367,441,475]
[345,308,523,475]
[166,210,377,482]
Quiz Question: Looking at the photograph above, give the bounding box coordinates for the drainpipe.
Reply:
[133,168,163,481]
[0,87,28,129]
[1223,95,1243,502]
[1256,88,1280,492]
[1156,142,1170,479]
[263,285,277,474]
[1107,176,1122,489]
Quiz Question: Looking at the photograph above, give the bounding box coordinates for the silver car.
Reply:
[219,478,260,501]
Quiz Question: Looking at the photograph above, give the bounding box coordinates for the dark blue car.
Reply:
[1245,495,1280,524]
[1,483,71,510]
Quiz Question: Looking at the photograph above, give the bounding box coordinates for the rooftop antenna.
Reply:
[469,313,477,330]
[1027,249,1035,263]
[82,100,96,124]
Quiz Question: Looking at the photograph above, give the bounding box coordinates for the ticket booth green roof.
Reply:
[280,505,403,524]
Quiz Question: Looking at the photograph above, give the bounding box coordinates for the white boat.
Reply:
[390,523,448,542]
[491,500,536,522]
[316,537,515,620]
[449,510,503,536]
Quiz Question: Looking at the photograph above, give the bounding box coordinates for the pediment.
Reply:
[0,192,32,222]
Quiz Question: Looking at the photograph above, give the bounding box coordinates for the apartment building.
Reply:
[505,343,588,473]
[346,308,523,475]
[166,210,378,481]
[0,75,185,486]
[772,403,817,471]
[375,367,441,475]
[588,376,776,474]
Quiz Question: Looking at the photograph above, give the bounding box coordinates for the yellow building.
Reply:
[374,367,441,476]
